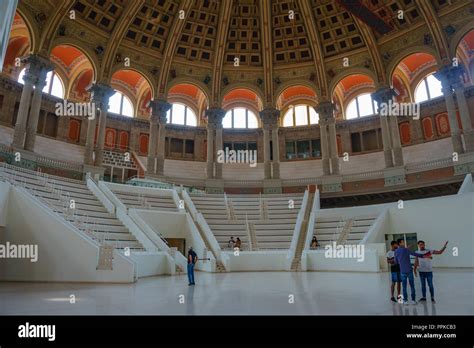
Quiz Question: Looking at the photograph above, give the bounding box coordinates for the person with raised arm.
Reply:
[414,240,448,303]
[394,238,431,305]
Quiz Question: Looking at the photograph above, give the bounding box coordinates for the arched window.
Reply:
[223,108,258,129]
[283,105,318,127]
[18,69,64,99]
[166,103,197,126]
[414,74,443,103]
[109,91,134,117]
[346,93,378,119]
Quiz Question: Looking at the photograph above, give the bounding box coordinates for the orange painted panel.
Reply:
[68,120,81,143]
[139,134,149,154]
[422,117,434,140]
[399,122,411,144]
[105,128,116,148]
[119,131,129,150]
[435,113,451,136]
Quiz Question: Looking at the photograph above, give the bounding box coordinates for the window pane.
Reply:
[166,109,171,123]
[296,140,310,158]
[283,109,293,127]
[311,139,321,157]
[18,68,26,84]
[309,107,319,124]
[346,99,358,119]
[50,74,64,98]
[121,95,134,117]
[426,74,442,99]
[186,107,197,126]
[414,80,429,103]
[247,110,258,128]
[286,141,296,159]
[357,93,374,117]
[223,110,232,128]
[233,108,246,128]
[294,105,307,126]
[109,92,122,114]
[41,71,52,94]
[172,103,185,124]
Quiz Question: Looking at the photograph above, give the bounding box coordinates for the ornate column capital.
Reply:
[315,101,335,121]
[259,107,280,129]
[87,83,114,110]
[205,107,226,129]
[149,99,171,123]
[21,54,54,87]
[434,64,464,89]
[372,87,395,106]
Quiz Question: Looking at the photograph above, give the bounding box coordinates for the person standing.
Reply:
[414,240,448,303]
[235,237,242,250]
[394,238,430,305]
[187,247,198,286]
[386,241,401,302]
[228,236,236,250]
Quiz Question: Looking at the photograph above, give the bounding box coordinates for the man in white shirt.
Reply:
[414,240,448,303]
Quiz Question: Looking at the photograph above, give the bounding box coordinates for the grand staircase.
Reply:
[0,163,144,251]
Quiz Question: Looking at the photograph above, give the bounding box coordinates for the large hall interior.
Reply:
[0,0,473,315]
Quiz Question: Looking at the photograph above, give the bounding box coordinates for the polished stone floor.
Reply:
[0,269,472,315]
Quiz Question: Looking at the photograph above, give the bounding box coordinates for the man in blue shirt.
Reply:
[187,247,198,286]
[394,238,431,305]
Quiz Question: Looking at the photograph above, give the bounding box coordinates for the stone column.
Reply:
[12,59,36,148]
[327,117,340,175]
[451,67,474,152]
[372,87,396,167]
[86,83,114,166]
[271,126,280,179]
[84,107,97,165]
[215,123,223,178]
[147,117,158,173]
[319,118,330,176]
[24,56,54,151]
[151,99,171,176]
[434,66,464,154]
[262,125,271,179]
[206,122,214,179]
[205,108,225,179]
[259,108,280,179]
[389,116,403,166]
[316,101,338,175]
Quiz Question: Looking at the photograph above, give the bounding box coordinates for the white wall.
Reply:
[385,193,474,268]
[135,210,213,272]
[0,183,136,282]
[304,248,380,272]
[138,210,187,239]
[130,252,171,277]
[223,250,289,271]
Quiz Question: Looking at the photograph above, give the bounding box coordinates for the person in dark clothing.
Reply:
[386,240,401,302]
[187,247,198,286]
[394,238,431,305]
[235,237,242,250]
[310,236,319,249]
